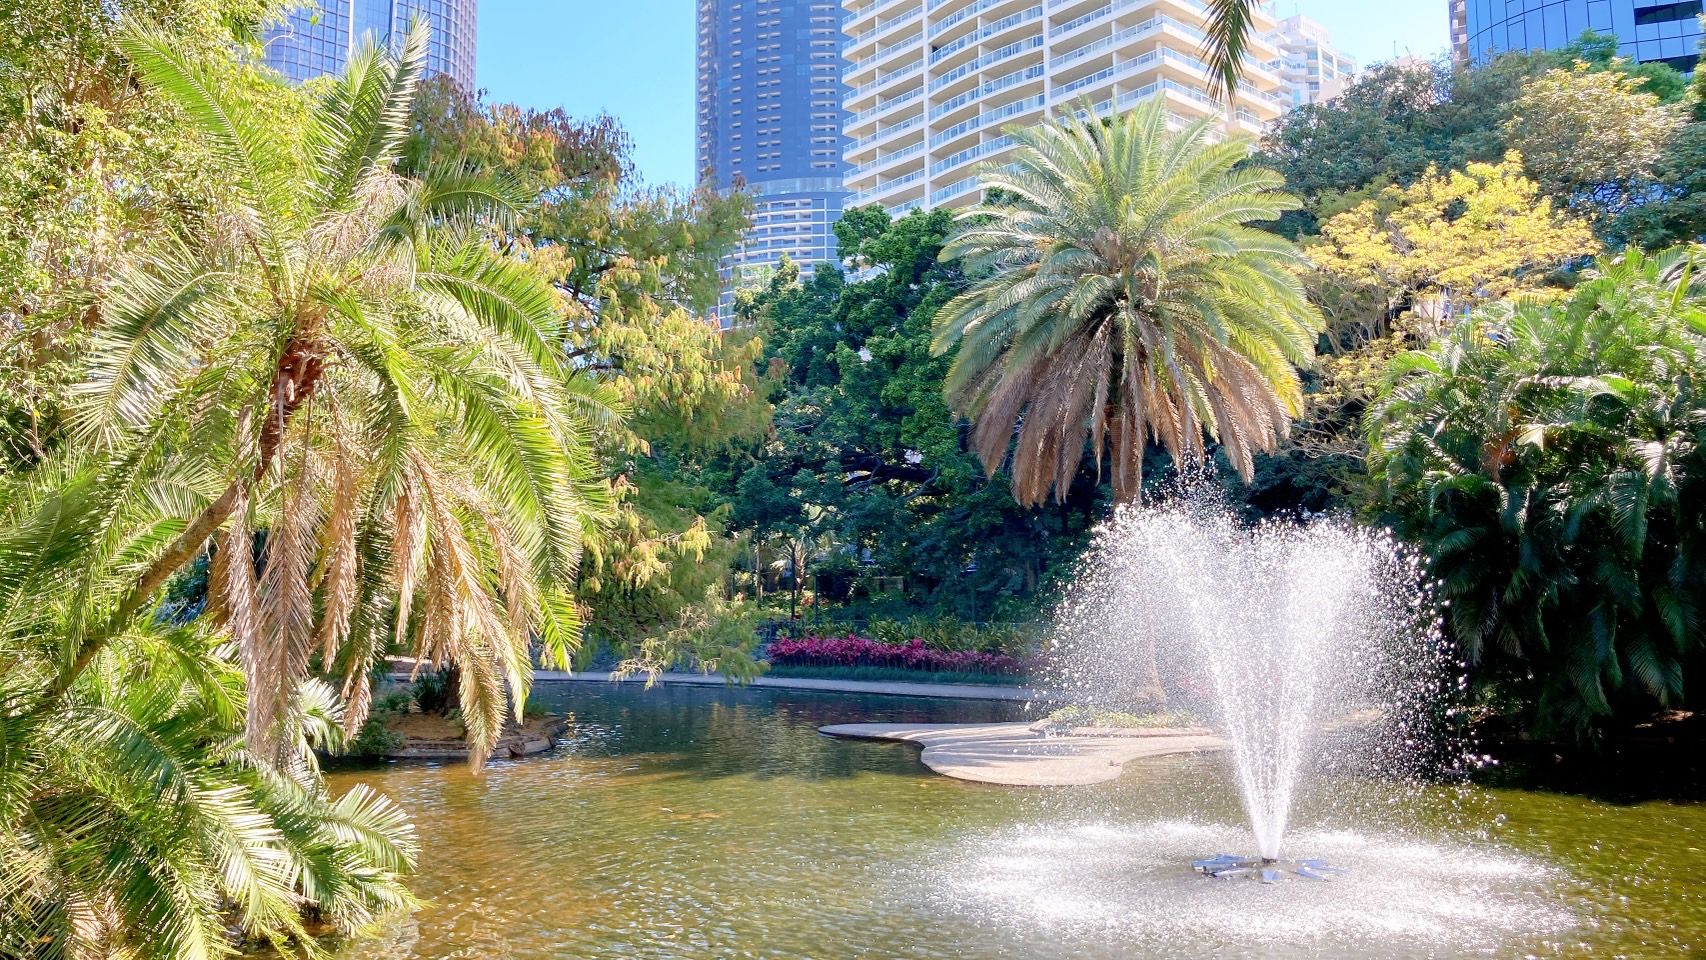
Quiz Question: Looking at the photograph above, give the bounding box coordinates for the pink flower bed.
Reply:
[767,634,1024,675]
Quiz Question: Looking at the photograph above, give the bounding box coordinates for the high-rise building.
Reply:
[840,0,1289,214]
[1450,0,1469,62]
[1451,0,1703,73]
[1269,14,1358,108]
[697,0,851,319]
[263,1,478,88]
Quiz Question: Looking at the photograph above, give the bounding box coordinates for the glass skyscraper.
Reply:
[1453,0,1703,72]
[263,0,477,88]
[697,0,850,322]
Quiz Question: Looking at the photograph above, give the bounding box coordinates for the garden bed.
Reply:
[765,633,1029,684]
[762,663,1030,687]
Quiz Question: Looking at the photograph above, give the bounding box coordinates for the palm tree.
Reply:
[1366,248,1706,737]
[1202,0,1261,105]
[933,99,1321,506]
[11,19,615,768]
[771,526,838,622]
[0,620,417,958]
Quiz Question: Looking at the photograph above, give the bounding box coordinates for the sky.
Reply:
[475,1,1451,190]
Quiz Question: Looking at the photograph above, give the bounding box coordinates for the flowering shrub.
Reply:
[767,634,1025,675]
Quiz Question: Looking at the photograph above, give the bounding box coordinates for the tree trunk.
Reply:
[44,337,325,704]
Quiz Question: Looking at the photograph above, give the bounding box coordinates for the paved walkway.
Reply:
[530,670,1041,702]
[819,722,1225,786]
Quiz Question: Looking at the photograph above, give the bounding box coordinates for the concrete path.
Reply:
[819,722,1226,786]
[529,670,1042,702]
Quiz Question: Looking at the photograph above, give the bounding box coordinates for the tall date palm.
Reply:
[933,100,1320,505]
[9,19,614,768]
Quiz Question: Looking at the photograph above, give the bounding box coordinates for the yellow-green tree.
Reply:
[401,78,770,666]
[1293,158,1597,478]
[1505,64,1683,217]
[1312,155,1598,320]
[0,0,282,469]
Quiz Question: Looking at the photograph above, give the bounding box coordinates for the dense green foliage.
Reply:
[1257,34,1692,243]
[721,211,1106,619]
[397,76,767,673]
[1368,250,1706,737]
[0,0,278,470]
[1,633,416,957]
[1243,35,1704,521]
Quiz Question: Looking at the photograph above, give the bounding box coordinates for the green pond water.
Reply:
[326,683,1706,959]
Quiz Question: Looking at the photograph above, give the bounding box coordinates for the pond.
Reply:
[327,683,1706,959]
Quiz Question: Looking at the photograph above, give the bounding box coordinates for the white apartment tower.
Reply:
[840,0,1290,213]
[1269,14,1358,108]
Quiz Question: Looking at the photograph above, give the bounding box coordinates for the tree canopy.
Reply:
[935,101,1321,504]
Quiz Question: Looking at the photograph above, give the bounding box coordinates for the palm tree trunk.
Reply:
[44,339,324,703]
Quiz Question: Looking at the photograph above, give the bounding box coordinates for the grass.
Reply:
[762,663,1030,687]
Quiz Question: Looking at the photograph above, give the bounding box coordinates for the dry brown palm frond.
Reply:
[409,454,523,768]
[210,484,259,656]
[316,438,360,665]
[249,445,323,760]
[391,469,423,653]
[487,512,538,648]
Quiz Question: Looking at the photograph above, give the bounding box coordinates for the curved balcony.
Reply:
[847,140,927,179]
[845,112,927,168]
[844,4,924,53]
[846,87,925,129]
[845,57,925,100]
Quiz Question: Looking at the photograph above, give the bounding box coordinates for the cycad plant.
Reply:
[7,18,616,768]
[1367,248,1706,736]
[933,99,1320,505]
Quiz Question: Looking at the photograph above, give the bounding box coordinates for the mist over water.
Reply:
[1045,488,1458,861]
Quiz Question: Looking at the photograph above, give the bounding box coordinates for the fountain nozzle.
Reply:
[1192,854,1347,882]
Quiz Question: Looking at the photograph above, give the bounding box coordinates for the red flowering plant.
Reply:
[766,633,1025,675]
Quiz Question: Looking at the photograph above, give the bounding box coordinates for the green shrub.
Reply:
[346,690,413,757]
[348,717,406,757]
[412,670,454,714]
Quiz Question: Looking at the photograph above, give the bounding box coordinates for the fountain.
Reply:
[1047,489,1452,881]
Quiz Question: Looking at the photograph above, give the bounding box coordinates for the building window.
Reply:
[1636,2,1703,26]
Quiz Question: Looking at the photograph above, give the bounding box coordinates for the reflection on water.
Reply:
[325,683,1706,959]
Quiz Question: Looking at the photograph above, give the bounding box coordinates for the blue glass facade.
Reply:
[697,0,850,321]
[264,0,477,88]
[1460,0,1704,71]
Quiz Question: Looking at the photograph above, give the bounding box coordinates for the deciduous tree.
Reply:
[1506,64,1682,218]
[1312,155,1598,319]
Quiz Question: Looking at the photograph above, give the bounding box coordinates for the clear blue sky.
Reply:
[475,1,1450,190]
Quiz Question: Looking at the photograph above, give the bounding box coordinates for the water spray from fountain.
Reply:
[1046,486,1452,881]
